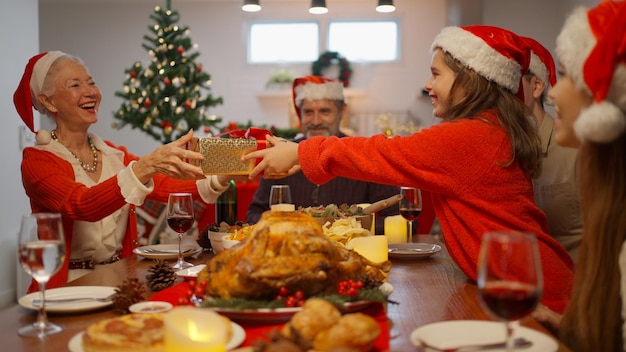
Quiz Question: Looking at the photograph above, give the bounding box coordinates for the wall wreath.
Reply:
[311,51,352,87]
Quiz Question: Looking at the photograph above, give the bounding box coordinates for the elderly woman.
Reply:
[14,51,232,291]
[531,1,626,351]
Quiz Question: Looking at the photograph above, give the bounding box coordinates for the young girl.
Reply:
[244,25,574,313]
[531,1,626,350]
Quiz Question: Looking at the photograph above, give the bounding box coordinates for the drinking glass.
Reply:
[269,185,292,211]
[399,187,422,243]
[18,213,66,337]
[167,193,195,269]
[477,231,543,352]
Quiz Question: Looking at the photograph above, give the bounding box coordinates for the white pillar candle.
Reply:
[384,215,407,244]
[163,307,227,352]
[270,203,296,212]
[357,203,375,233]
[349,235,388,263]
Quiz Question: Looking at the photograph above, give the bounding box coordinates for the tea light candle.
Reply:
[349,235,388,263]
[384,215,407,244]
[270,203,296,212]
[164,307,227,352]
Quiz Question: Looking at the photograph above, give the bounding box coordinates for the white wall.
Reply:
[0,0,39,307]
[0,0,601,308]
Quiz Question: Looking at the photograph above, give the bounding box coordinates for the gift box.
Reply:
[187,128,273,175]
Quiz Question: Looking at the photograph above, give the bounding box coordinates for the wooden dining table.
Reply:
[0,234,571,352]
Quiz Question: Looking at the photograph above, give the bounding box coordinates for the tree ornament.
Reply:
[177,45,184,54]
[311,51,353,87]
[163,77,171,86]
[146,259,177,291]
[185,100,192,109]
[143,98,151,107]
[112,278,146,313]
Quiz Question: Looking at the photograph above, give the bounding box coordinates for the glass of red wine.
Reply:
[477,231,543,352]
[167,193,195,269]
[18,213,66,337]
[399,187,422,243]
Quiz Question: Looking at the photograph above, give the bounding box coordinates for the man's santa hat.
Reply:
[556,0,626,143]
[292,75,345,120]
[431,25,531,101]
[522,36,557,88]
[13,51,68,145]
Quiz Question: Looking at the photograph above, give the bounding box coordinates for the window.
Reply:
[328,20,400,62]
[248,22,319,63]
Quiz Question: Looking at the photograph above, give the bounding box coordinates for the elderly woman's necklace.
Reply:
[50,130,98,172]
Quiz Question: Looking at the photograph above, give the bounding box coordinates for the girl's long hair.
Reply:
[441,52,542,178]
[560,134,626,352]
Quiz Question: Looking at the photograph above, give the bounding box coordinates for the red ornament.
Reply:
[197,65,203,72]
[163,77,171,86]
[130,70,137,78]
[177,46,185,54]
[143,99,151,107]
[226,122,239,131]
[185,101,192,109]
[204,126,210,133]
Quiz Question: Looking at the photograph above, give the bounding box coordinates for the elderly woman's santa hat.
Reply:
[556,0,626,143]
[292,75,345,120]
[13,51,68,144]
[430,25,531,101]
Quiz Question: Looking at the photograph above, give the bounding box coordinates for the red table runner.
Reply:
[151,281,389,350]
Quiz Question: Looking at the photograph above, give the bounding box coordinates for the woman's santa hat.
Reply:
[13,51,68,145]
[522,36,557,88]
[430,25,531,101]
[556,0,626,143]
[292,75,344,120]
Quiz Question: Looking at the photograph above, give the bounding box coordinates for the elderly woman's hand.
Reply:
[132,130,206,183]
[242,135,300,179]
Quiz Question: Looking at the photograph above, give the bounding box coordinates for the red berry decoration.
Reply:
[337,280,363,298]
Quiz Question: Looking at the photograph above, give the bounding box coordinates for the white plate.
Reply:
[410,320,558,352]
[175,264,206,278]
[129,301,173,314]
[211,300,373,324]
[133,244,203,260]
[19,286,116,313]
[388,243,441,259]
[68,321,246,352]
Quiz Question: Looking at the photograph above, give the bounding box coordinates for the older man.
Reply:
[246,76,400,233]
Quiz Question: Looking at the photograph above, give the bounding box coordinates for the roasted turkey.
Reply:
[198,211,390,300]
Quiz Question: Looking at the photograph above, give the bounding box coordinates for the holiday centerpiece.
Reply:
[112,0,223,144]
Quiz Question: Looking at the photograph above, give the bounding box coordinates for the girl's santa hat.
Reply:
[430,25,531,101]
[522,36,557,88]
[13,51,68,145]
[556,0,626,143]
[292,75,344,120]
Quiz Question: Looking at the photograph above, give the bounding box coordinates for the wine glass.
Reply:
[477,231,543,352]
[167,193,195,270]
[399,187,422,243]
[269,185,293,211]
[18,212,66,338]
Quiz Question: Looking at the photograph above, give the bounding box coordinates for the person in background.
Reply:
[244,26,574,313]
[530,2,626,350]
[14,51,233,291]
[521,36,582,262]
[246,76,400,234]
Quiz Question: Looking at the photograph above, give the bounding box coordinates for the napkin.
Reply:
[150,282,390,350]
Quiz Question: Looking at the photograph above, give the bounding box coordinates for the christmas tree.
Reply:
[112,0,223,144]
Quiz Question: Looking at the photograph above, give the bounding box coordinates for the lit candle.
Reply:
[163,307,227,352]
[270,203,296,212]
[349,235,388,263]
[384,215,407,244]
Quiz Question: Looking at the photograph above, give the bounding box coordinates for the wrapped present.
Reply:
[187,128,271,175]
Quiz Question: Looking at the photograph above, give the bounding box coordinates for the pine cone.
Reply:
[112,278,146,313]
[146,259,177,291]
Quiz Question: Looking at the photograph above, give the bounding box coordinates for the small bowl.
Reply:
[221,234,241,250]
[129,301,173,314]
[208,231,227,253]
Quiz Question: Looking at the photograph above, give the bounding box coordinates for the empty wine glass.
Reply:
[167,193,195,269]
[18,212,66,338]
[477,231,543,352]
[269,185,293,211]
[399,187,422,243]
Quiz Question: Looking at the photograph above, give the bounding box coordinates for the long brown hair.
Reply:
[441,52,542,178]
[560,134,626,351]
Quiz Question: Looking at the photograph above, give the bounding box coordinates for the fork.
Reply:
[415,337,532,352]
[32,292,117,307]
